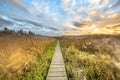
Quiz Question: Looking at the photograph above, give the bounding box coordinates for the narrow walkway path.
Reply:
[46,41,68,80]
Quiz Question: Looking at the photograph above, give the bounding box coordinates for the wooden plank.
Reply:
[46,41,68,80]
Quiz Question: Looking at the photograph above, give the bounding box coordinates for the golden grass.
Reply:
[60,35,120,80]
[0,34,54,80]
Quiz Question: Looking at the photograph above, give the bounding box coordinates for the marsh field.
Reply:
[0,31,120,80]
[0,31,56,80]
[60,35,120,80]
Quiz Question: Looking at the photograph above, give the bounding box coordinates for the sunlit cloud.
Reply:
[0,0,120,36]
[88,11,97,16]
[10,0,25,9]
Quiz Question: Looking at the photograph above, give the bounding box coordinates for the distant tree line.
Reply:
[0,27,35,35]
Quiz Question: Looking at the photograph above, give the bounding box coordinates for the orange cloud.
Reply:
[88,11,97,16]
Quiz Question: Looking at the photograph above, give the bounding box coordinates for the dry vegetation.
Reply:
[0,31,56,80]
[1,28,120,80]
[60,35,120,80]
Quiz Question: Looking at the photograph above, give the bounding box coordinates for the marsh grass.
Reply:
[60,38,120,80]
[17,40,57,80]
[0,33,55,80]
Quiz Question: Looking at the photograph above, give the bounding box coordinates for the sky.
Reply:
[0,0,120,36]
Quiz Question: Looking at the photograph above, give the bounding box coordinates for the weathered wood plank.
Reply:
[46,41,68,80]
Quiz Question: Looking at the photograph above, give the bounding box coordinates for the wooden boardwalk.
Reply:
[46,41,68,80]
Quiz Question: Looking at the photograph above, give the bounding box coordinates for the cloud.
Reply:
[0,16,13,26]
[71,0,76,9]
[61,0,69,9]
[111,0,120,9]
[10,0,25,9]
[0,0,120,35]
[32,1,41,13]
[73,22,85,27]
[12,18,42,27]
[9,0,28,12]
[88,11,97,16]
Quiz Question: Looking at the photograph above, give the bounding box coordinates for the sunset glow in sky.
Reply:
[0,0,120,36]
